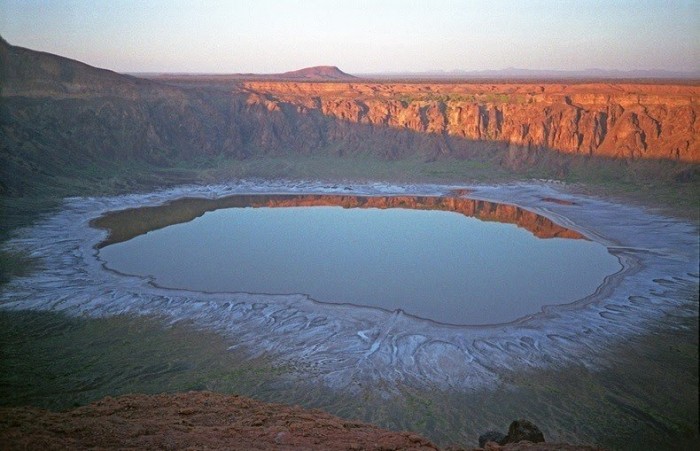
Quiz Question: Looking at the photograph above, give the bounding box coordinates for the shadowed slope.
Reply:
[1,37,698,204]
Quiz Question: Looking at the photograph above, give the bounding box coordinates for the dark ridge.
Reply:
[0,35,164,97]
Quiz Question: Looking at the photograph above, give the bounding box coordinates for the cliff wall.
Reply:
[1,37,698,196]
[241,81,700,162]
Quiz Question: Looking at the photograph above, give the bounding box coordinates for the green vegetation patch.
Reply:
[0,310,285,411]
[0,250,39,284]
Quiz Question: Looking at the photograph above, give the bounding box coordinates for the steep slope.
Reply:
[0,38,250,195]
[0,36,150,97]
[0,39,493,195]
[242,81,700,163]
[1,37,698,198]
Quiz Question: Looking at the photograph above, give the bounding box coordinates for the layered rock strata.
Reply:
[242,81,700,162]
[2,36,699,196]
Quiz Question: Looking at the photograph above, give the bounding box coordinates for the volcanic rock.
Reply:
[504,419,546,444]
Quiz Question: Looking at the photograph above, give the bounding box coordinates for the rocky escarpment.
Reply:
[242,81,700,163]
[1,36,698,197]
[0,38,482,195]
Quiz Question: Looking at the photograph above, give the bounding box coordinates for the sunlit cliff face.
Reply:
[3,34,699,197]
[240,81,700,163]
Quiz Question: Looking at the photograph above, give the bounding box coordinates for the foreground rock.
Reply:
[477,420,546,448]
[0,391,437,450]
[505,419,546,444]
[0,392,603,450]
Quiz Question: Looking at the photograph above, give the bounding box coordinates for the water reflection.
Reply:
[94,195,618,325]
[92,194,584,248]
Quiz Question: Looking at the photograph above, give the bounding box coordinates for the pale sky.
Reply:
[1,0,698,74]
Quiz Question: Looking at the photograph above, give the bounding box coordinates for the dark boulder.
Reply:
[504,418,545,444]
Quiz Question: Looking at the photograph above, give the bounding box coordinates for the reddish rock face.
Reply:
[241,81,700,163]
[2,37,697,198]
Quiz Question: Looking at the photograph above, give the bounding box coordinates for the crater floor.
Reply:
[1,181,697,446]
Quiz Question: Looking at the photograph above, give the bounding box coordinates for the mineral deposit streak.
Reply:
[1,182,698,394]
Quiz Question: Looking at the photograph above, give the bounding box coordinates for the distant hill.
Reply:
[133,65,357,83]
[280,66,356,80]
